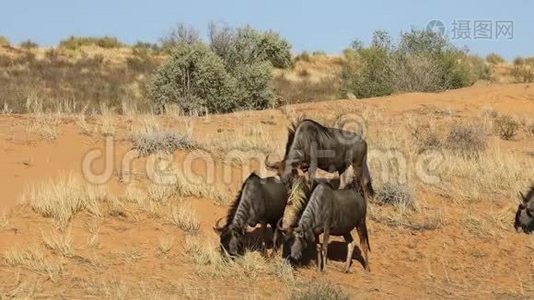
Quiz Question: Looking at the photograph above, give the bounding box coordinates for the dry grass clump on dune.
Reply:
[3,247,63,281]
[291,281,349,300]
[19,174,107,228]
[436,146,533,201]
[170,202,200,234]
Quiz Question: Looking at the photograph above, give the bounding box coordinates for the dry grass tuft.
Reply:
[158,235,174,254]
[291,281,349,300]
[132,131,194,156]
[436,146,533,200]
[3,247,63,281]
[43,231,74,257]
[170,203,200,234]
[184,235,222,266]
[19,174,107,228]
[376,182,417,210]
[0,213,9,230]
[174,169,227,204]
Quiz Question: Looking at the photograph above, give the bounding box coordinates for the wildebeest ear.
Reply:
[519,203,526,210]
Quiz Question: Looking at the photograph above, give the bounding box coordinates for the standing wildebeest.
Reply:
[278,181,370,273]
[265,119,374,196]
[514,186,534,233]
[213,173,288,257]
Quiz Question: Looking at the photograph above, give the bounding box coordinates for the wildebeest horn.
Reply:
[520,192,527,202]
[264,155,281,170]
[277,219,284,231]
[213,217,225,233]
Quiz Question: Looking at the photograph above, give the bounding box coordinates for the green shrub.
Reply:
[151,24,280,114]
[149,43,239,114]
[59,36,124,50]
[0,36,9,47]
[341,30,485,98]
[341,42,394,98]
[160,23,200,52]
[19,40,38,49]
[208,23,292,69]
[486,53,505,64]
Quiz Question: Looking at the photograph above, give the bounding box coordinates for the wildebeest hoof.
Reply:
[344,268,352,274]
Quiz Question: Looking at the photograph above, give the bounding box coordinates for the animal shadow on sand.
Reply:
[281,239,367,270]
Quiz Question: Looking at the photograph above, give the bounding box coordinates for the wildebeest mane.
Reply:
[225,173,258,226]
[283,118,333,159]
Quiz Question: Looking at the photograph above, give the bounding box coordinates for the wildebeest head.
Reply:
[264,155,307,185]
[277,220,314,262]
[515,188,534,233]
[213,218,245,257]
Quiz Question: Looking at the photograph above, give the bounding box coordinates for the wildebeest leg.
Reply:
[315,234,322,272]
[270,221,280,258]
[357,222,371,272]
[343,233,354,273]
[322,227,330,272]
[260,221,268,257]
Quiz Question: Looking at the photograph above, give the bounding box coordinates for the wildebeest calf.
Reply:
[515,185,534,233]
[279,181,370,273]
[213,173,288,257]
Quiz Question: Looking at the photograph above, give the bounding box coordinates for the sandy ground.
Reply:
[0,83,533,299]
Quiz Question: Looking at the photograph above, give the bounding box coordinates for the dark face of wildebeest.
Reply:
[215,221,245,257]
[515,188,534,233]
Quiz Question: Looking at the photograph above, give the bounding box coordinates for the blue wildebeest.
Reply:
[264,119,374,197]
[278,180,370,273]
[514,186,534,233]
[213,173,288,257]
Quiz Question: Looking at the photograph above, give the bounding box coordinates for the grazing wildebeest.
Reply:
[213,173,288,257]
[278,180,370,273]
[264,119,374,196]
[514,186,534,233]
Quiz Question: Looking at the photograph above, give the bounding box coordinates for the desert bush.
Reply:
[59,36,124,50]
[511,62,534,83]
[376,182,417,210]
[160,23,200,51]
[294,51,311,62]
[19,39,39,49]
[132,131,194,156]
[341,30,485,98]
[445,122,487,157]
[409,122,442,152]
[0,35,9,47]
[209,23,292,69]
[149,42,239,114]
[292,282,349,300]
[494,114,519,140]
[341,31,395,98]
[486,53,505,64]
[150,38,276,114]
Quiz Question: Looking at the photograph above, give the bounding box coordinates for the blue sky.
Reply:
[0,0,532,60]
